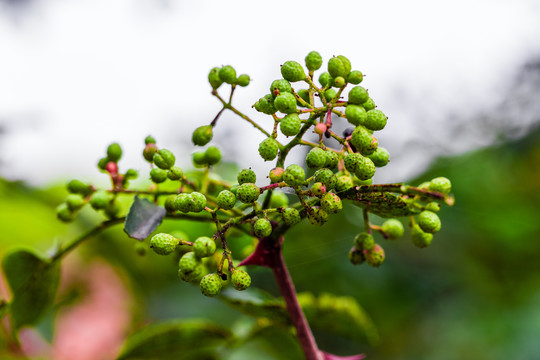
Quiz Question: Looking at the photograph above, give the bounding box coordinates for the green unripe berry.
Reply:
[270,79,292,97]
[218,65,236,84]
[318,72,334,88]
[311,182,326,196]
[337,55,351,75]
[328,56,350,78]
[280,114,302,136]
[347,70,363,85]
[104,200,121,219]
[97,157,109,170]
[362,97,376,111]
[192,151,206,167]
[189,192,207,213]
[305,51,322,71]
[230,184,239,195]
[324,151,339,169]
[364,244,385,267]
[345,105,367,126]
[282,208,301,226]
[150,233,178,255]
[258,137,279,161]
[320,192,342,214]
[143,143,157,162]
[175,193,192,213]
[134,242,147,256]
[217,190,236,210]
[323,88,337,102]
[269,191,289,208]
[144,135,156,145]
[65,194,85,211]
[306,147,327,170]
[200,273,222,297]
[192,125,213,146]
[236,183,260,203]
[354,156,376,181]
[334,175,354,192]
[254,94,277,115]
[237,74,250,87]
[365,109,387,131]
[344,153,362,173]
[164,195,177,213]
[167,166,183,180]
[204,146,222,165]
[208,67,223,89]
[350,126,374,155]
[150,168,168,183]
[425,202,441,213]
[334,76,346,88]
[281,60,306,82]
[178,252,205,282]
[193,236,216,258]
[297,89,310,106]
[429,177,452,194]
[56,203,76,222]
[307,206,329,226]
[348,86,369,105]
[274,92,297,114]
[89,191,110,210]
[254,218,272,238]
[269,167,285,183]
[153,149,176,169]
[411,224,433,248]
[125,168,138,179]
[231,269,251,291]
[367,147,390,167]
[382,219,404,240]
[106,143,122,162]
[314,168,337,189]
[67,179,92,196]
[354,232,375,251]
[237,168,256,185]
[283,164,305,187]
[349,248,365,265]
[418,210,441,233]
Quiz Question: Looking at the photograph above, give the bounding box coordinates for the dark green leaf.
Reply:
[124,196,166,240]
[117,320,232,360]
[2,248,61,330]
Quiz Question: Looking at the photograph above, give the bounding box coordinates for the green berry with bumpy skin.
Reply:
[345,105,367,126]
[192,151,206,167]
[350,126,374,155]
[145,135,156,145]
[368,147,390,167]
[217,190,236,210]
[324,88,337,102]
[307,206,329,226]
[364,244,385,267]
[334,175,354,192]
[283,164,305,187]
[319,72,334,88]
[349,248,365,265]
[237,183,260,203]
[334,76,346,88]
[175,193,192,213]
[320,192,342,214]
[150,168,168,183]
[258,137,279,161]
[237,168,256,185]
[204,146,222,165]
[143,143,157,162]
[189,192,207,213]
[107,143,122,162]
[311,182,326,196]
[365,109,387,131]
[167,166,183,180]
[306,148,327,169]
[153,149,175,169]
[150,233,178,255]
[362,98,376,111]
[305,51,322,71]
[270,79,292,97]
[348,86,369,105]
[254,94,277,115]
[269,191,289,208]
[354,156,376,181]
[324,151,339,169]
[274,92,297,114]
[347,70,363,85]
[231,269,251,291]
[89,191,110,210]
[254,218,272,237]
[237,74,250,87]
[382,219,404,240]
[314,169,336,189]
[280,114,302,136]
[208,67,223,89]
[66,194,85,211]
[411,224,433,248]
[281,60,306,82]
[297,89,310,106]
[425,202,441,213]
[97,157,109,170]
[429,177,452,194]
[269,167,285,183]
[218,65,236,84]
[178,252,200,275]
[328,56,350,78]
[282,208,301,226]
[193,236,216,258]
[344,153,362,173]
[418,210,441,233]
[354,232,375,251]
[56,203,75,222]
[200,273,222,297]
[192,125,213,146]
[164,195,177,213]
[337,55,352,74]
[67,179,92,196]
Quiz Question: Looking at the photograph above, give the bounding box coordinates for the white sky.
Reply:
[1,0,539,186]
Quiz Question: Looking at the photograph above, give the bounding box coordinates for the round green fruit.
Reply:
[237,168,256,184]
[208,67,223,89]
[305,147,327,170]
[150,168,168,183]
[236,183,260,203]
[237,74,250,87]
[305,51,323,71]
[204,146,222,165]
[365,109,387,131]
[192,125,213,146]
[231,269,251,291]
[411,224,433,248]
[283,164,305,187]
[258,137,279,161]
[348,86,369,105]
[106,143,122,162]
[200,273,222,297]
[429,177,452,194]
[193,236,216,258]
[367,147,390,167]
[281,60,306,82]
[280,114,302,136]
[274,92,297,114]
[217,190,236,210]
[345,105,367,126]
[347,70,363,84]
[417,210,441,233]
[218,65,237,84]
[282,208,301,226]
[150,233,178,255]
[254,218,272,238]
[153,149,176,169]
[381,219,404,240]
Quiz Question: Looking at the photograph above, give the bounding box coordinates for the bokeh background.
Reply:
[1,0,540,359]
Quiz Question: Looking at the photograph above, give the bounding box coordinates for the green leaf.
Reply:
[124,196,167,240]
[219,288,290,324]
[2,248,61,330]
[117,319,232,360]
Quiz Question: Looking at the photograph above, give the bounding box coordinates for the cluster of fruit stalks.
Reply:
[56,51,453,298]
